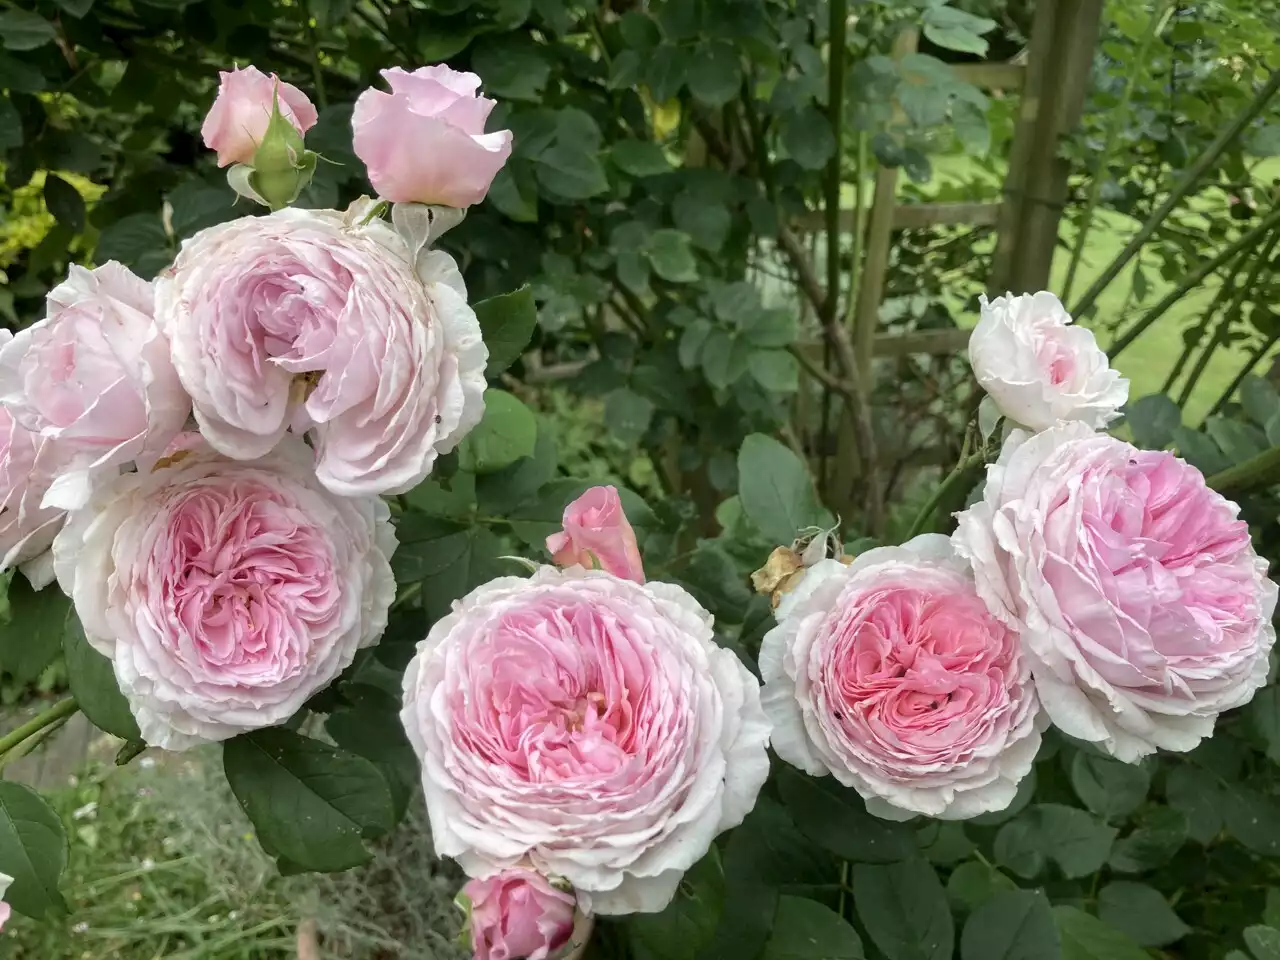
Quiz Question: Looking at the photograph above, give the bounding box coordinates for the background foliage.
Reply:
[5,0,1280,958]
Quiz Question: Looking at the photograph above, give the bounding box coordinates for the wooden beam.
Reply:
[872,327,970,357]
[952,62,1026,91]
[794,201,1001,233]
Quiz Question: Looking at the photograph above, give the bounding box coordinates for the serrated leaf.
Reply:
[748,349,799,392]
[0,782,67,918]
[223,728,394,873]
[763,895,864,959]
[777,766,918,864]
[645,229,699,283]
[611,139,672,177]
[781,106,835,170]
[64,611,140,741]
[459,390,537,474]
[1246,925,1280,960]
[1097,882,1188,947]
[688,40,742,107]
[604,387,655,444]
[0,576,70,685]
[0,10,57,51]
[960,890,1058,960]
[325,685,417,824]
[738,434,829,544]
[476,286,537,377]
[853,860,953,960]
[1125,393,1180,449]
[1108,807,1187,872]
[1054,906,1149,960]
[1070,752,1150,819]
[645,43,687,102]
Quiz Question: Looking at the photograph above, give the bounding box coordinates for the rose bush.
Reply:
[953,421,1277,762]
[156,201,486,497]
[400,564,771,915]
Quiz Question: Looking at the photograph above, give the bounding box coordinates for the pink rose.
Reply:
[760,535,1041,820]
[969,292,1128,431]
[0,262,189,510]
[545,486,644,583]
[463,869,576,960]
[353,66,513,207]
[154,201,486,497]
[953,422,1277,762]
[51,438,397,750]
[201,65,318,168]
[401,567,771,916]
[0,331,71,588]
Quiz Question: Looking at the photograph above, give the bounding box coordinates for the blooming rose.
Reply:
[969,291,1128,431]
[0,330,73,588]
[760,535,1041,820]
[462,869,577,960]
[0,262,189,510]
[52,437,396,750]
[546,486,644,583]
[201,65,318,167]
[953,422,1277,762]
[401,567,771,915]
[154,202,486,497]
[353,66,513,207]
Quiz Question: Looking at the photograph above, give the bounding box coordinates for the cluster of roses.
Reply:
[3,59,1273,960]
[412,296,1275,960]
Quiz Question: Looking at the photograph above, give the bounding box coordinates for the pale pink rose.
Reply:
[0,330,71,588]
[761,535,1041,820]
[969,291,1128,431]
[0,869,11,930]
[201,65,317,167]
[953,422,1277,763]
[51,438,397,750]
[0,262,190,511]
[353,66,513,207]
[545,486,644,584]
[154,202,486,497]
[463,869,576,960]
[401,567,771,916]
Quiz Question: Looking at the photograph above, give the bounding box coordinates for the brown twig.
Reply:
[297,919,321,960]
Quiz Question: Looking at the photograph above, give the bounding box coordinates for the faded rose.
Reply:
[401,567,771,915]
[953,422,1276,762]
[462,869,576,960]
[201,65,317,167]
[761,535,1041,820]
[52,437,396,750]
[0,262,189,510]
[353,66,513,207]
[155,202,486,497]
[969,291,1128,431]
[546,486,645,583]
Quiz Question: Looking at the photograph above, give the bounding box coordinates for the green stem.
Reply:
[838,860,850,919]
[842,131,869,330]
[824,0,848,326]
[0,697,78,757]
[1177,226,1280,409]
[905,450,985,541]
[1062,1,1172,303]
[1109,204,1280,358]
[299,0,328,109]
[1206,444,1280,497]
[1072,69,1280,318]
[0,715,70,772]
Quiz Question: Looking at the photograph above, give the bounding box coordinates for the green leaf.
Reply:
[619,11,660,49]
[0,95,19,151]
[922,7,995,55]
[325,685,418,824]
[476,286,537,377]
[1054,906,1149,960]
[1031,804,1117,878]
[95,212,170,278]
[472,35,550,101]
[1225,785,1280,856]
[1125,394,1181,449]
[1242,375,1280,426]
[0,52,44,93]
[43,174,85,233]
[0,782,67,918]
[645,229,699,283]
[1173,426,1231,474]
[749,349,799,392]
[702,331,751,389]
[777,766,918,864]
[488,162,539,222]
[688,40,742,107]
[0,10,57,51]
[853,860,954,960]
[738,434,828,545]
[763,895,864,959]
[1251,686,1280,763]
[1165,764,1224,843]
[946,861,1016,915]
[611,140,673,177]
[1206,415,1268,463]
[608,49,644,90]
[629,848,724,960]
[605,387,655,444]
[223,728,395,873]
[0,576,71,685]
[673,191,731,252]
[1246,926,1280,960]
[993,818,1044,879]
[1069,752,1150,819]
[960,890,1058,960]
[1097,882,1188,947]
[741,309,798,347]
[1108,807,1187,872]
[459,390,538,474]
[679,319,713,369]
[476,427,558,515]
[645,43,687,102]
[167,180,237,238]
[55,0,96,16]
[781,106,835,170]
[535,145,609,199]
[64,611,140,741]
